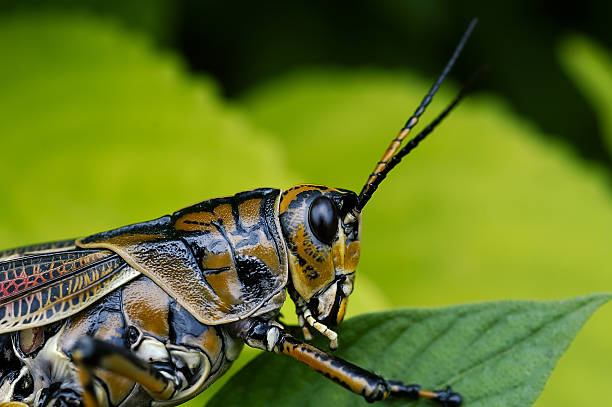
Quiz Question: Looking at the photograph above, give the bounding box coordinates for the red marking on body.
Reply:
[0,252,111,301]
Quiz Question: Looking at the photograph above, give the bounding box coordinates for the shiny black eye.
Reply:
[309,196,338,245]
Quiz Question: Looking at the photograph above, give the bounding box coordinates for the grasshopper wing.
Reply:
[0,246,139,334]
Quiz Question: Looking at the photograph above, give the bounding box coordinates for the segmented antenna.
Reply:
[356,18,478,212]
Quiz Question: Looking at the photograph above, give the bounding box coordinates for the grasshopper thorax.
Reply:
[279,184,361,326]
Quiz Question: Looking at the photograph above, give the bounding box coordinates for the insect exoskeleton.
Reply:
[0,19,480,407]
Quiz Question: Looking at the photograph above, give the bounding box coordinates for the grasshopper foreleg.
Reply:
[240,320,461,406]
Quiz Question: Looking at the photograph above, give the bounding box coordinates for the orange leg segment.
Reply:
[277,335,461,405]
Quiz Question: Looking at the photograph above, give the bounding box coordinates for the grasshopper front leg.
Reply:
[239,320,461,406]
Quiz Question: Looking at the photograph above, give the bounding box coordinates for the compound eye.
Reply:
[309,196,339,245]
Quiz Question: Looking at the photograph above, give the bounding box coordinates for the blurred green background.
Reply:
[1,2,611,406]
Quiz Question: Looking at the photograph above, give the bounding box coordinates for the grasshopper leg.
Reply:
[240,320,461,406]
[71,336,177,407]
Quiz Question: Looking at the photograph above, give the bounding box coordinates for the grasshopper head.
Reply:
[279,185,361,327]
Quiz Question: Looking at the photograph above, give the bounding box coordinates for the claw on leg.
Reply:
[423,386,462,407]
[388,381,462,406]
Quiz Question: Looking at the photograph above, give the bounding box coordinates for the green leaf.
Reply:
[559,36,612,157]
[210,295,610,407]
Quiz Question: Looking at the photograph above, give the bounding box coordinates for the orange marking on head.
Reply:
[344,241,361,272]
[280,187,305,213]
[331,240,345,271]
[280,185,338,213]
[288,224,334,300]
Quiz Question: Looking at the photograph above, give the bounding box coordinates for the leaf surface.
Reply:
[210,295,610,407]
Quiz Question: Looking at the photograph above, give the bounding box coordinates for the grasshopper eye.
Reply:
[309,196,338,245]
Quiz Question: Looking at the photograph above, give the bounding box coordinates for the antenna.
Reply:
[356,18,478,212]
